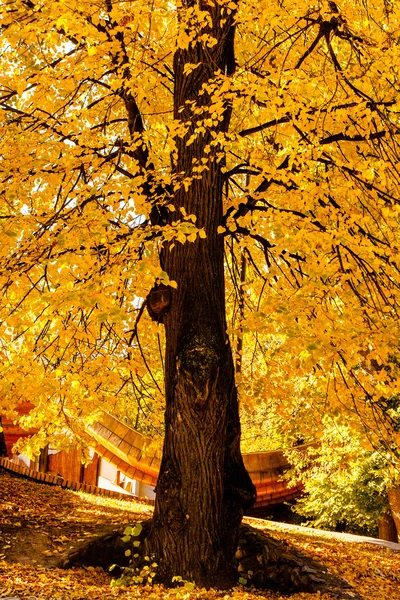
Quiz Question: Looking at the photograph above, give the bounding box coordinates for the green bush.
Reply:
[286,423,390,536]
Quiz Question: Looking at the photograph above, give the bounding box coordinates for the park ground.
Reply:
[0,468,399,600]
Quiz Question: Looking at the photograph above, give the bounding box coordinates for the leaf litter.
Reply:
[1,469,399,600]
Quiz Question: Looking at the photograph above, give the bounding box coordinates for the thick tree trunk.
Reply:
[146,4,256,588]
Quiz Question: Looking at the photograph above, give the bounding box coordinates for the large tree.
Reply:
[1,0,400,588]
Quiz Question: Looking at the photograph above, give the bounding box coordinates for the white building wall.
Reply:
[97,456,155,500]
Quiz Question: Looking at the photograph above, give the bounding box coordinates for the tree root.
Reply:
[60,520,360,597]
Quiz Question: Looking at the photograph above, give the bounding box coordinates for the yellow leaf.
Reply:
[183,63,200,76]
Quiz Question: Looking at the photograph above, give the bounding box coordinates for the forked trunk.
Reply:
[145,4,256,588]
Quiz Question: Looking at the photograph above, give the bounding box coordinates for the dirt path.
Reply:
[244,516,400,552]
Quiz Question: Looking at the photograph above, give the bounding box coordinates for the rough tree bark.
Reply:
[145,3,256,589]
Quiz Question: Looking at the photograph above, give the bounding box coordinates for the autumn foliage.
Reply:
[0,0,399,443]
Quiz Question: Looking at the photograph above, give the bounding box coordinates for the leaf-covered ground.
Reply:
[1,468,399,600]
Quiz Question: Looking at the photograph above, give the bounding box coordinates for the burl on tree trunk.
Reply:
[144,5,256,588]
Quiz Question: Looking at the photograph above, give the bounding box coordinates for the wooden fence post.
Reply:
[387,488,400,543]
[378,510,398,543]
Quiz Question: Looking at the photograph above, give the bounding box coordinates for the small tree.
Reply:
[286,422,392,536]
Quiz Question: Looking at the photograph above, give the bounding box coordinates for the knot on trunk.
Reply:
[147,282,172,323]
